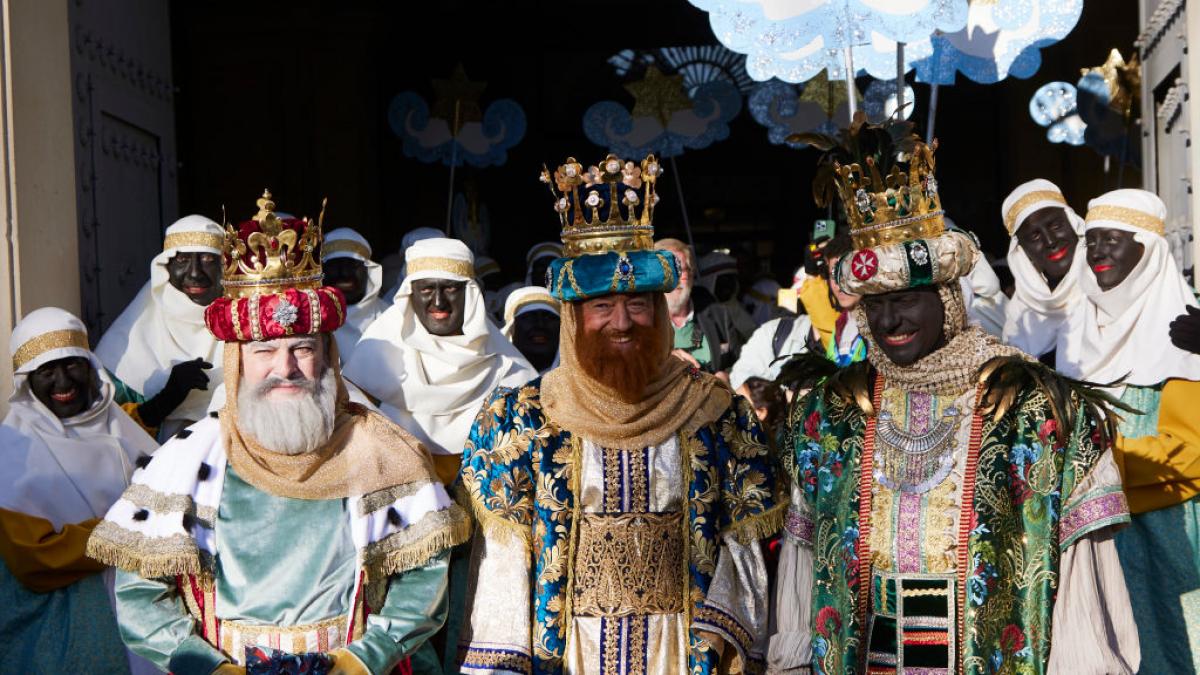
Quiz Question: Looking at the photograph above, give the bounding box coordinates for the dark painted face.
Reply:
[530,257,554,288]
[411,278,467,336]
[862,285,948,366]
[1085,228,1145,291]
[30,356,99,419]
[166,252,223,306]
[323,257,368,305]
[513,309,561,371]
[713,274,739,302]
[1015,206,1079,289]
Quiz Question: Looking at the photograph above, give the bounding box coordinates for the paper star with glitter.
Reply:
[431,64,487,128]
[798,71,861,119]
[1080,48,1140,119]
[625,66,693,127]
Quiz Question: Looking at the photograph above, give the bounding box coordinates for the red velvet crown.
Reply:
[204,189,347,342]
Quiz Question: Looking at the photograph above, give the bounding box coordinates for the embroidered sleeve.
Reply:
[1059,452,1130,550]
[460,384,537,544]
[1059,400,1130,550]
[715,397,785,543]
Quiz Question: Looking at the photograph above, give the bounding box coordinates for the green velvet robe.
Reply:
[115,465,449,675]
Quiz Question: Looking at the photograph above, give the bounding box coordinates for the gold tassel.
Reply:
[722,503,788,545]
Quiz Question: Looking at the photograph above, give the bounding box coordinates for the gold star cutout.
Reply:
[625,66,692,127]
[1081,49,1141,120]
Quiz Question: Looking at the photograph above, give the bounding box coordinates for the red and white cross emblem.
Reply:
[850,249,879,280]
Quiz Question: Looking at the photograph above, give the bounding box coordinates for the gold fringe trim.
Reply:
[362,505,473,580]
[86,520,203,578]
[455,482,533,548]
[721,502,788,545]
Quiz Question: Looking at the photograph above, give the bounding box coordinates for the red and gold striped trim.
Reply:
[857,376,884,632]
[954,386,986,662]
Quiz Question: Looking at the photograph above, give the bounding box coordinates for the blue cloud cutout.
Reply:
[583,79,742,158]
[388,92,526,168]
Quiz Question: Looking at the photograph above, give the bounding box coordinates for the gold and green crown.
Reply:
[220,189,325,299]
[539,153,662,257]
[834,141,943,250]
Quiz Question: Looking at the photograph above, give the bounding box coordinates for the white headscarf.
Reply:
[524,241,563,286]
[960,254,1008,338]
[1059,189,1200,387]
[95,216,225,429]
[501,286,561,375]
[393,225,446,285]
[2,308,157,531]
[344,238,535,455]
[1000,179,1087,356]
[501,286,560,339]
[322,227,387,361]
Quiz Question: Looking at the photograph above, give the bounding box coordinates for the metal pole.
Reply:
[925,84,939,143]
[669,155,695,247]
[445,100,461,234]
[896,42,905,115]
[843,45,857,118]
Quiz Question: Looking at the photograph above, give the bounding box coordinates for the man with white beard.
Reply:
[654,238,742,379]
[88,191,468,675]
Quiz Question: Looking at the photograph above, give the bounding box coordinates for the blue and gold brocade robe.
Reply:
[457,378,784,675]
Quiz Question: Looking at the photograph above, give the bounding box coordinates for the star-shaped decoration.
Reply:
[798,71,861,120]
[625,66,692,127]
[431,64,487,129]
[1080,49,1141,119]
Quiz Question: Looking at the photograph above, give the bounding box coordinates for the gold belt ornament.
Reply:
[572,511,685,617]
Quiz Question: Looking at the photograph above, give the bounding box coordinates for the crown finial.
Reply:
[833,141,945,250]
[542,153,662,257]
[218,191,324,299]
[256,190,275,219]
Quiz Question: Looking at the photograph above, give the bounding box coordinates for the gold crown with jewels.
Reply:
[834,141,944,250]
[220,189,325,299]
[539,153,663,257]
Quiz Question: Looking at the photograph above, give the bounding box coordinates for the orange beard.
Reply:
[574,318,663,403]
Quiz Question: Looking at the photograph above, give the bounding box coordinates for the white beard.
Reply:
[666,285,692,315]
[236,367,337,455]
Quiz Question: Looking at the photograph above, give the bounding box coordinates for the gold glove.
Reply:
[329,648,371,675]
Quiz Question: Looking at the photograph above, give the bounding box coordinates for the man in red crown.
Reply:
[88,191,469,675]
